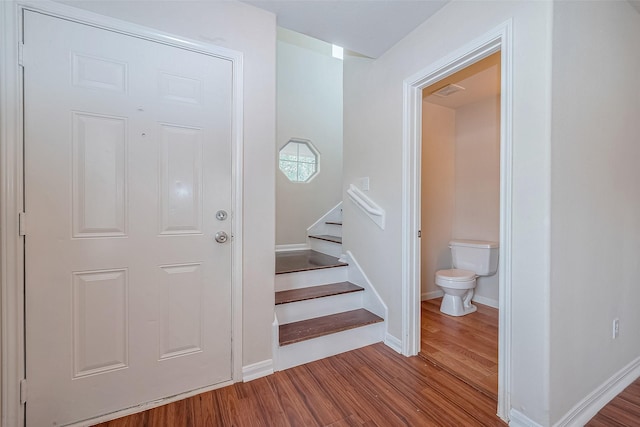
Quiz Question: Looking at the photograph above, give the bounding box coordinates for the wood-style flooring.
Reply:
[94,343,506,426]
[275,250,347,274]
[419,298,499,399]
[587,377,640,426]
[86,294,640,426]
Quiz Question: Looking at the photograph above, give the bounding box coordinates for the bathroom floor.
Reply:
[419,298,498,399]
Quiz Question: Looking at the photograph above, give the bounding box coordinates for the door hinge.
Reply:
[20,379,27,404]
[18,42,24,67]
[19,212,26,236]
[418,230,421,238]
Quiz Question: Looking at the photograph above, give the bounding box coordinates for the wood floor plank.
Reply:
[93,343,507,427]
[275,282,363,305]
[309,234,342,244]
[279,309,383,345]
[587,378,640,426]
[275,250,347,274]
[420,298,499,399]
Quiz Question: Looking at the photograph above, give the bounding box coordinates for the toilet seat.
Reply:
[435,268,477,290]
[436,269,476,281]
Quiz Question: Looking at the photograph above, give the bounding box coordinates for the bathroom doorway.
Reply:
[420,53,501,398]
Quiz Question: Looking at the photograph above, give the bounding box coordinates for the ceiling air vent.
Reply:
[431,83,465,98]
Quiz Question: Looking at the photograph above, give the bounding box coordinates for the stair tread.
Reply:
[275,282,364,305]
[279,309,383,346]
[275,250,347,275]
[309,234,342,244]
[326,221,342,226]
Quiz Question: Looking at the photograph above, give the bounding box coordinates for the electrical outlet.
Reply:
[613,318,619,339]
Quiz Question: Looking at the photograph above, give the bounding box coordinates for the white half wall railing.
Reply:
[347,184,385,230]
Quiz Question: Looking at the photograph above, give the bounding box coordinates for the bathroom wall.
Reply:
[421,102,455,300]
[453,95,501,305]
[276,28,343,245]
[421,95,500,306]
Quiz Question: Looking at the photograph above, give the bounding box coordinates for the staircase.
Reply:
[273,208,386,371]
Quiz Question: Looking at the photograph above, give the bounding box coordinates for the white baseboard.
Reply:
[421,290,443,300]
[385,333,402,353]
[472,294,499,309]
[553,355,640,426]
[509,409,544,427]
[275,243,310,252]
[242,359,274,382]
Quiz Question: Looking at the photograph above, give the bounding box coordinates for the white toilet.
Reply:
[435,240,499,316]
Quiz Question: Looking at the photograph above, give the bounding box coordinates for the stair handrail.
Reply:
[347,184,385,230]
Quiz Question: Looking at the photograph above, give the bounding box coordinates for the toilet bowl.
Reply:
[435,268,478,316]
[434,239,499,317]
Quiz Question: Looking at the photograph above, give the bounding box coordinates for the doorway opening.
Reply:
[420,52,501,399]
[401,22,512,421]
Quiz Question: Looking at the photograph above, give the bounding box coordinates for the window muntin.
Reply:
[279,139,319,182]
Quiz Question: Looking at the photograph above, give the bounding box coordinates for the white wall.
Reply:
[421,102,455,298]
[343,1,553,424]
[549,1,640,423]
[276,29,343,245]
[57,0,277,369]
[454,96,500,304]
[422,96,500,304]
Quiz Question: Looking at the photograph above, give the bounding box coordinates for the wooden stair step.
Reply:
[279,309,383,346]
[275,250,347,274]
[275,282,364,305]
[309,234,342,244]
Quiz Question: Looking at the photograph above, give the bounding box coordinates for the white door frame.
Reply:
[0,1,244,425]
[401,21,513,421]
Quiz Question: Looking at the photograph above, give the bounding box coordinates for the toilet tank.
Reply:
[450,240,499,276]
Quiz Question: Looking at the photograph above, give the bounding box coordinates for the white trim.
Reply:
[2,0,245,423]
[275,243,311,252]
[67,380,235,427]
[306,201,342,237]
[421,290,444,301]
[344,250,387,320]
[384,333,402,354]
[242,359,274,383]
[1,2,25,426]
[553,356,640,427]
[401,20,513,422]
[472,295,499,309]
[509,409,544,427]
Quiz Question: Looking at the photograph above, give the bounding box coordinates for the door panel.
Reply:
[23,11,233,426]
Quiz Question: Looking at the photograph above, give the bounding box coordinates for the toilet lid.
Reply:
[436,269,476,281]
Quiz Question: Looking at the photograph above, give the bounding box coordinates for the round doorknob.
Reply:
[215,231,228,243]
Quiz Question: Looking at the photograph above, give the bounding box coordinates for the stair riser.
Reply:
[325,223,342,237]
[309,238,342,258]
[276,292,363,324]
[275,266,348,291]
[274,322,384,371]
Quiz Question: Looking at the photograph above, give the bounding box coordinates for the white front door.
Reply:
[23,11,234,426]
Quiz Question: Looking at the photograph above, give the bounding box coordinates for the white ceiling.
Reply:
[424,64,500,110]
[239,0,449,58]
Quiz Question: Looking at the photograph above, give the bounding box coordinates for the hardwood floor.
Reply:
[94,343,506,426]
[419,298,499,399]
[275,250,347,274]
[587,377,640,426]
[279,308,383,345]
